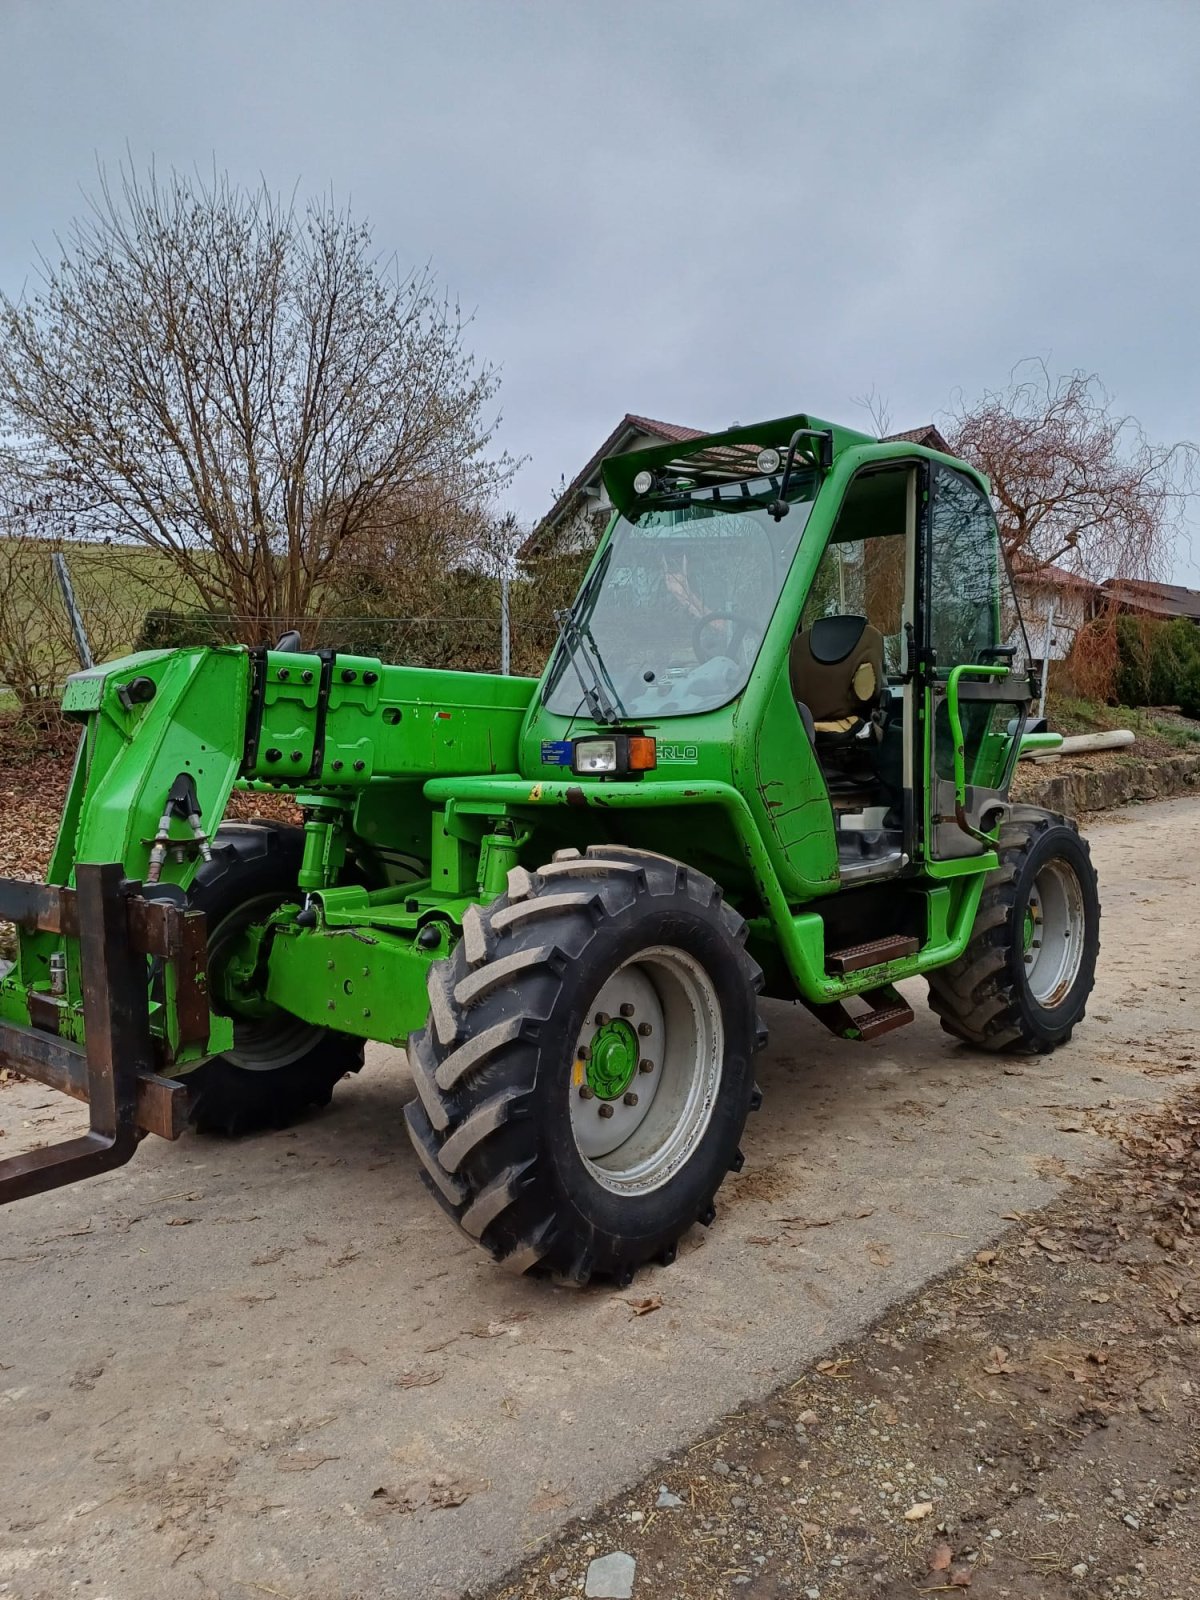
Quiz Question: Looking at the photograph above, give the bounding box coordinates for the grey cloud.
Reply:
[2,0,1196,567]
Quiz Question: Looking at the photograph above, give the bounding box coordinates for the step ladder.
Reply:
[806,981,915,1043]
[825,934,919,975]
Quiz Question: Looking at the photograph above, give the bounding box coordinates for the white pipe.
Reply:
[1057,730,1135,755]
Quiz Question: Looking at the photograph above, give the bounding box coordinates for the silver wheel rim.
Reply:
[208,893,324,1072]
[1023,859,1086,1007]
[568,946,724,1196]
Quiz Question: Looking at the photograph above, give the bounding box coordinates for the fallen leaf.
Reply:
[395,1369,443,1389]
[624,1294,663,1317]
[974,1249,997,1266]
[371,1474,480,1513]
[904,1500,934,1522]
[949,1567,973,1588]
[982,1346,1019,1376]
[865,1241,893,1268]
[929,1542,953,1572]
[165,1216,194,1227]
[331,1347,367,1366]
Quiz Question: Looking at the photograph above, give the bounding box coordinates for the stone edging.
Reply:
[1022,750,1200,816]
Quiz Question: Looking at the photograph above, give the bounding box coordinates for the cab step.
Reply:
[802,982,915,1044]
[855,990,916,1041]
[826,934,919,975]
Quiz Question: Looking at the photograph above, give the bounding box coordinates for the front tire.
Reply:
[403,847,766,1283]
[184,823,364,1134]
[927,809,1099,1053]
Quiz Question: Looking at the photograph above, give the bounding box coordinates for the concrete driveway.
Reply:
[1,798,1196,1600]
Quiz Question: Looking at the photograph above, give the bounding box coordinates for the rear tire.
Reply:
[184,823,364,1134]
[403,846,766,1283]
[927,809,1099,1053]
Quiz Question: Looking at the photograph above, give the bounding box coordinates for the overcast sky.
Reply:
[4,0,1198,574]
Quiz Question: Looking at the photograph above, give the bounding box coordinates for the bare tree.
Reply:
[944,361,1195,583]
[852,385,893,438]
[0,164,515,643]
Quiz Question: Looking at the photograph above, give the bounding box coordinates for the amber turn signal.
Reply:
[627,736,656,771]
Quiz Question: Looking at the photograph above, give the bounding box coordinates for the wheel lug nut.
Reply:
[639,1058,654,1074]
[619,1002,636,1018]
[578,1084,595,1100]
[623,1091,638,1107]
[578,1045,591,1061]
[594,1011,610,1027]
[637,1021,653,1037]
[598,1102,615,1119]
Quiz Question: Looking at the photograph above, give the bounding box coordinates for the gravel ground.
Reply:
[485,1088,1200,1600]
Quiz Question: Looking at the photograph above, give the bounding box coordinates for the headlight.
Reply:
[570,735,656,776]
[573,738,619,773]
[756,447,781,474]
[632,469,654,496]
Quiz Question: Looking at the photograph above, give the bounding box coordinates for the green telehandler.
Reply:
[0,413,1100,1284]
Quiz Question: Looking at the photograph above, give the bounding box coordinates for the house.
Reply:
[1098,577,1200,623]
[519,415,705,563]
[519,414,952,564]
[1011,561,1101,663]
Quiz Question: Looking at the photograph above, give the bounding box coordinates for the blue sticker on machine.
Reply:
[541,740,574,766]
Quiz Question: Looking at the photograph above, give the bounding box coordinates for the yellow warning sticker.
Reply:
[572,1057,585,1087]
[529,783,544,802]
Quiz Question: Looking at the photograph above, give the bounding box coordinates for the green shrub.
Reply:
[135,609,236,651]
[1114,615,1200,711]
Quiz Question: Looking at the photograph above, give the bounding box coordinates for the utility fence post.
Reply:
[52,551,94,670]
[1037,598,1056,722]
[500,574,511,676]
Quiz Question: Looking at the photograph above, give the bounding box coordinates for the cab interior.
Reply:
[789,465,912,881]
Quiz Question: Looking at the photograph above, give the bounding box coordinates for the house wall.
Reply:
[1014,582,1091,661]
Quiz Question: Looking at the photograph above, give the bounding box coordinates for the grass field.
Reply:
[0,536,204,700]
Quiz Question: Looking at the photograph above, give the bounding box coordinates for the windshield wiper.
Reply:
[551,607,623,725]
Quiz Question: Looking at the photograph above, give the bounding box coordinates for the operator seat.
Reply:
[789,614,885,743]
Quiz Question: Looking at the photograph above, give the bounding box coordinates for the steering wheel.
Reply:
[692,611,755,664]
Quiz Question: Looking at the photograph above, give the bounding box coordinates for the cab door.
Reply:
[919,463,1033,860]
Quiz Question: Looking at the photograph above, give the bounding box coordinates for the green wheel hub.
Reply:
[587,1016,640,1100]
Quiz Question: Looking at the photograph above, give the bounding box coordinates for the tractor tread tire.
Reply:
[926,809,1099,1054]
[403,845,766,1283]
[184,822,363,1136]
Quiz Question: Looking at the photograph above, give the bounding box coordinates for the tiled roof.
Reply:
[1100,577,1200,619]
[621,414,705,445]
[1012,559,1100,593]
[882,424,952,453]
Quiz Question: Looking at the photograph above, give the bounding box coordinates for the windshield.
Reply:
[543,473,818,718]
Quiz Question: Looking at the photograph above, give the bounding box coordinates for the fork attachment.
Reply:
[0,863,204,1204]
